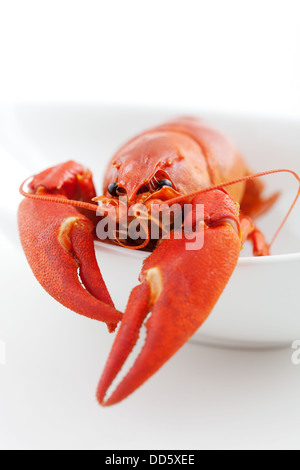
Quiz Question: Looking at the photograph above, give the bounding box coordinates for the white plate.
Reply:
[2,104,300,347]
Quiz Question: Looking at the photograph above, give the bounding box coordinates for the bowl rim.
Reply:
[94,240,300,266]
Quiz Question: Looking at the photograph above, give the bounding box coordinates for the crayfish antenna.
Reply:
[167,168,300,253]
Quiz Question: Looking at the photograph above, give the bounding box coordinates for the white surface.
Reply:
[1,239,300,450]
[0,103,300,450]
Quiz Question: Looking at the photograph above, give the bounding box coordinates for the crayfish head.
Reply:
[101,128,211,202]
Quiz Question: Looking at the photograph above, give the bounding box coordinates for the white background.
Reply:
[0,0,300,451]
[0,0,300,116]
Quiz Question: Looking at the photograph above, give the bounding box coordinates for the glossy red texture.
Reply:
[19,162,122,331]
[97,191,242,406]
[18,118,278,405]
[103,117,251,203]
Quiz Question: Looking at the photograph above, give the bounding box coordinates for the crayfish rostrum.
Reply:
[18,116,300,406]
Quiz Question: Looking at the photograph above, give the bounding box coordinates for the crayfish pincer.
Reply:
[18,116,300,405]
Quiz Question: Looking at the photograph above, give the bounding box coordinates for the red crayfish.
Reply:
[18,117,300,406]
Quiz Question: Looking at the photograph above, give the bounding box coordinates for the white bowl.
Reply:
[4,103,300,347]
[95,242,300,347]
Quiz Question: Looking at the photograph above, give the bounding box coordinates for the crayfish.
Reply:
[18,117,300,406]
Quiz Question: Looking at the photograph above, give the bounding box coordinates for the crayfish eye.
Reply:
[158,179,173,189]
[108,182,119,196]
[108,182,125,197]
[137,184,150,195]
